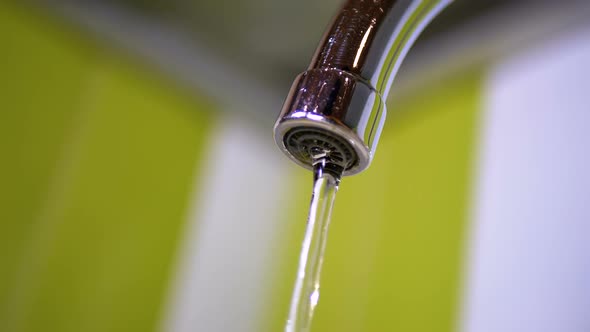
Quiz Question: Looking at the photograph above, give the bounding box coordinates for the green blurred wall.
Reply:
[0,4,214,332]
[0,3,483,332]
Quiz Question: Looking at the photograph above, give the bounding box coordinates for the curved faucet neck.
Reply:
[311,0,451,99]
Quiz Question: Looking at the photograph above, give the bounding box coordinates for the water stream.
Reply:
[285,158,342,332]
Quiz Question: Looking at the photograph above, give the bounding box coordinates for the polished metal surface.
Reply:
[274,0,451,176]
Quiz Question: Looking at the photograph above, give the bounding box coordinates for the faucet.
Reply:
[274,0,451,176]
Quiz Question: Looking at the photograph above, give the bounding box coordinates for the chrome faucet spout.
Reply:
[274,0,452,175]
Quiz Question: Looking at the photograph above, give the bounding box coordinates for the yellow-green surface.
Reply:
[1,3,483,332]
[0,4,214,332]
[269,72,481,331]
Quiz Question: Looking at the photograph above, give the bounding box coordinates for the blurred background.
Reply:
[2,1,590,331]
